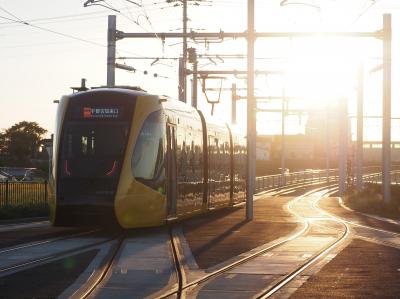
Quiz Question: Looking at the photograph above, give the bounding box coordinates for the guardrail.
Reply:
[0,180,48,208]
[254,166,391,193]
[254,169,340,193]
[363,170,400,185]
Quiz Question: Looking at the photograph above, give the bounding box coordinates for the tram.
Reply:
[49,87,246,228]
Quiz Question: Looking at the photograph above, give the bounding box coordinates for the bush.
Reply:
[344,184,400,219]
[0,205,49,220]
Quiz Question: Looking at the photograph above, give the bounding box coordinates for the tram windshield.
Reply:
[60,122,129,178]
[132,111,165,182]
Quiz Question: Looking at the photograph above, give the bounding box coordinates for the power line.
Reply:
[0,6,29,24]
[0,14,105,47]
[0,9,122,26]
[0,6,173,79]
[351,0,382,25]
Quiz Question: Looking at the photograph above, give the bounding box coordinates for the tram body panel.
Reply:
[114,95,167,228]
[204,117,232,209]
[232,130,247,204]
[49,96,70,224]
[163,107,205,218]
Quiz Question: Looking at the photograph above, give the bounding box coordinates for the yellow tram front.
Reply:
[49,88,168,228]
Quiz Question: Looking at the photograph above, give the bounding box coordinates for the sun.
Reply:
[282,37,361,109]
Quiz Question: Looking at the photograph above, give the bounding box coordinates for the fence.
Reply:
[363,170,400,186]
[0,180,48,209]
[254,166,396,193]
[255,169,340,193]
[0,166,395,209]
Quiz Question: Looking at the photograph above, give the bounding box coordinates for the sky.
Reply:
[1,0,400,140]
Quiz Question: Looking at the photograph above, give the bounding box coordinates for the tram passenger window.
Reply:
[132,111,165,181]
[190,141,195,174]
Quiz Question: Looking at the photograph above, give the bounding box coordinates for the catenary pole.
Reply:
[182,0,188,103]
[281,87,286,186]
[338,97,348,197]
[325,106,330,183]
[382,14,392,203]
[107,15,116,87]
[192,57,198,108]
[356,64,364,191]
[246,0,255,220]
[232,83,237,124]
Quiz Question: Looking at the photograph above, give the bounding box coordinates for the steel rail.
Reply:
[0,219,49,229]
[0,229,101,254]
[156,229,186,299]
[161,187,339,298]
[255,189,350,298]
[257,224,349,298]
[0,234,119,275]
[74,234,125,299]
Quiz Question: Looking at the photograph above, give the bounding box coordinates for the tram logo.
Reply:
[83,107,119,119]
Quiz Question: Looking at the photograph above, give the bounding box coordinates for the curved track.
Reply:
[160,186,351,298]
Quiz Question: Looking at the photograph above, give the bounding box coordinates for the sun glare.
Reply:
[283,37,360,108]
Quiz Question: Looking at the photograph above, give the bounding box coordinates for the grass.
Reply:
[0,205,49,220]
[344,184,400,220]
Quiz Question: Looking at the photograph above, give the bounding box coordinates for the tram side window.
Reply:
[213,138,219,179]
[176,129,186,179]
[132,111,165,181]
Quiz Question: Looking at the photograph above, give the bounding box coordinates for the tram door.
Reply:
[166,124,177,220]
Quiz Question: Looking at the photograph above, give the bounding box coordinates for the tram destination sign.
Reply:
[83,107,120,119]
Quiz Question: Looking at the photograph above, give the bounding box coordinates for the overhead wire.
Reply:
[0,14,105,47]
[83,0,180,69]
[350,0,382,26]
[0,5,173,80]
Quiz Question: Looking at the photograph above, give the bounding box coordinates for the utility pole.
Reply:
[188,47,198,108]
[182,0,188,103]
[232,83,237,124]
[382,14,391,204]
[281,88,286,185]
[246,0,255,220]
[107,15,116,87]
[325,106,330,183]
[339,97,348,197]
[356,64,364,191]
[179,58,184,101]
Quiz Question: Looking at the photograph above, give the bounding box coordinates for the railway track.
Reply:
[68,234,126,299]
[164,184,399,298]
[0,229,116,276]
[1,182,398,298]
[63,228,180,299]
[155,186,350,298]
[0,219,50,232]
[0,229,100,254]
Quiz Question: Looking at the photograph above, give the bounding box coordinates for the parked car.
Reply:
[21,169,46,182]
[0,170,17,182]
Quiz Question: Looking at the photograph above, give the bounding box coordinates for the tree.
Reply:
[2,121,47,163]
[0,131,6,155]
